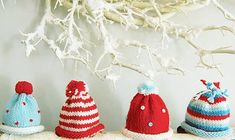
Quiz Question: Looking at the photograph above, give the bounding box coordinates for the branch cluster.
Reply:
[20,0,235,83]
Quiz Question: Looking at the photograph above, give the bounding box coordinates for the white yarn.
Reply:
[122,128,173,140]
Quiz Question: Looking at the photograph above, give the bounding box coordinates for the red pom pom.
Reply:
[15,81,33,95]
[66,80,88,97]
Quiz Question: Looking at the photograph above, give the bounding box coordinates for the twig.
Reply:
[212,0,235,22]
[1,0,5,9]
[21,0,235,84]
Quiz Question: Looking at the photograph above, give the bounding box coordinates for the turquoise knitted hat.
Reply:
[0,81,44,135]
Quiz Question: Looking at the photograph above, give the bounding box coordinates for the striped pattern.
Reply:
[60,109,98,116]
[181,90,231,138]
[55,83,104,139]
[186,114,230,129]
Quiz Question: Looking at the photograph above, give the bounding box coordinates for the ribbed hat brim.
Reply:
[0,124,44,135]
[55,123,104,139]
[181,121,232,138]
[122,128,173,140]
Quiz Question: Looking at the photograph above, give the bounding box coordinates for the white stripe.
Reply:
[60,109,98,116]
[59,123,99,132]
[59,125,92,132]
[71,93,91,100]
[186,113,230,126]
[66,100,96,108]
[59,116,100,125]
[190,99,229,111]
[81,94,91,100]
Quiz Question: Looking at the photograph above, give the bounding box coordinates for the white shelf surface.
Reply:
[0,130,234,140]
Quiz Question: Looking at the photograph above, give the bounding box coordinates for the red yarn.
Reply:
[66,80,87,97]
[201,80,220,89]
[200,79,207,85]
[125,93,169,134]
[15,81,33,95]
[213,82,220,89]
[55,124,104,139]
[56,80,104,139]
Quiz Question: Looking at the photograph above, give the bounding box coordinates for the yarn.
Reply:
[213,82,220,89]
[55,80,104,139]
[15,81,33,95]
[0,81,44,135]
[137,81,159,94]
[65,80,88,97]
[179,80,232,138]
[123,81,173,140]
[197,80,228,103]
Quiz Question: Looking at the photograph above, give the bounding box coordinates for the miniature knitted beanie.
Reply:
[0,81,44,135]
[122,81,173,140]
[180,80,232,138]
[55,80,104,139]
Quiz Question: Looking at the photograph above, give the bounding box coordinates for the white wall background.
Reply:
[0,0,235,131]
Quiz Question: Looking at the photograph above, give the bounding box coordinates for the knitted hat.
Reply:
[0,81,44,135]
[55,80,104,139]
[122,81,173,140]
[180,80,232,138]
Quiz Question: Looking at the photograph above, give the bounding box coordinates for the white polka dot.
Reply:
[148,122,153,127]
[162,108,166,113]
[140,105,145,110]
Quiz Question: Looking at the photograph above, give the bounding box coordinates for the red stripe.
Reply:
[60,113,99,120]
[187,108,230,120]
[62,105,97,112]
[199,95,226,104]
[59,120,100,129]
[55,123,104,139]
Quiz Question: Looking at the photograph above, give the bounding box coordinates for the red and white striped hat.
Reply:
[55,80,104,139]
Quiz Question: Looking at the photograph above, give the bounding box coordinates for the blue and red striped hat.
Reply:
[181,80,232,138]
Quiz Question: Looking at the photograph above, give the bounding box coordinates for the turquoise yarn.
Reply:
[181,121,232,138]
[2,93,41,128]
[180,80,232,138]
[137,81,157,93]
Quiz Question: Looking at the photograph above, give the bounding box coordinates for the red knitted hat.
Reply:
[55,80,104,139]
[122,81,173,140]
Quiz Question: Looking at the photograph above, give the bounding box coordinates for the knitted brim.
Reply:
[122,128,173,140]
[0,124,44,135]
[55,123,104,139]
[181,121,232,138]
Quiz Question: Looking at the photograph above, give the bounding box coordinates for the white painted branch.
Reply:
[1,0,4,9]
[21,0,52,57]
[212,0,235,22]
[20,0,235,83]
